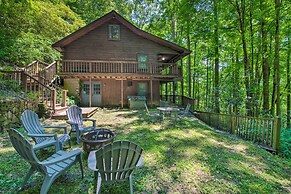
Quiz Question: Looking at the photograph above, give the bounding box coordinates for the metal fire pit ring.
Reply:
[80,128,115,152]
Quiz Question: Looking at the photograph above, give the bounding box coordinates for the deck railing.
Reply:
[25,61,58,85]
[160,95,196,109]
[0,71,59,111]
[60,60,181,76]
[194,111,281,151]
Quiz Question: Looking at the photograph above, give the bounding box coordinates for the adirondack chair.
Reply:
[8,128,84,194]
[66,105,96,144]
[144,103,162,122]
[21,110,70,151]
[179,103,191,117]
[88,140,143,194]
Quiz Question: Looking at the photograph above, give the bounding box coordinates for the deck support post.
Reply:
[121,79,124,108]
[62,90,67,107]
[89,77,92,107]
[150,78,153,106]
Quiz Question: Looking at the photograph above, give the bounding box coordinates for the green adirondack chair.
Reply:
[178,103,191,117]
[88,140,143,194]
[8,128,84,194]
[144,103,162,122]
[21,110,70,151]
[66,105,96,144]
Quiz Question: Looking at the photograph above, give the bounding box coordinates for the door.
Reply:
[137,82,148,97]
[81,82,90,106]
[92,82,101,106]
[81,81,102,107]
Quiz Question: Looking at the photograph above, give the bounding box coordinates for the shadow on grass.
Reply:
[1,109,290,194]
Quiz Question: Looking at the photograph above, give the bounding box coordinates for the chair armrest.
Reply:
[41,149,82,165]
[27,133,57,139]
[43,125,68,134]
[83,118,96,128]
[67,121,78,126]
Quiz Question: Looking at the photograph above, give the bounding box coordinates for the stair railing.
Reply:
[0,70,57,111]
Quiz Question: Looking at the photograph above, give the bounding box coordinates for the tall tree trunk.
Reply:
[274,0,281,117]
[287,37,290,128]
[206,56,209,109]
[192,42,197,99]
[187,22,191,97]
[228,0,253,116]
[261,0,270,115]
[214,0,220,113]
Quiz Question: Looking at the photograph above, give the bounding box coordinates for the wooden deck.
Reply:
[52,107,98,120]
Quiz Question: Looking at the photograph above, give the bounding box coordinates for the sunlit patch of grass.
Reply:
[1,108,291,193]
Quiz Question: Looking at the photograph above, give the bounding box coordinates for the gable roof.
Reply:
[53,10,190,61]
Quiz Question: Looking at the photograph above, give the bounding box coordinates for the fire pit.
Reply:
[80,128,115,152]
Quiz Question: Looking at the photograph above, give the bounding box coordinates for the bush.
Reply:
[280,128,291,158]
[66,95,79,106]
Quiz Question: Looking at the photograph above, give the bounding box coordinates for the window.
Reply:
[82,84,90,95]
[93,84,101,95]
[108,24,120,40]
[137,54,148,69]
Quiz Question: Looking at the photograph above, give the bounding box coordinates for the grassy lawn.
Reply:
[0,108,291,194]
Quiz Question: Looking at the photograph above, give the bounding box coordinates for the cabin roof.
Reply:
[53,10,190,62]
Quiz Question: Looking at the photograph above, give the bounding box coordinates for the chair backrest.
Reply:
[66,105,83,126]
[95,140,143,181]
[184,103,191,114]
[8,128,41,168]
[144,103,150,114]
[21,110,46,144]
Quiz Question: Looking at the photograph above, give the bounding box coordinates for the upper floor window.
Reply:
[108,24,120,40]
[137,54,148,69]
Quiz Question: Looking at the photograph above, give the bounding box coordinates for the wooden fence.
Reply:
[194,111,281,151]
[160,95,196,110]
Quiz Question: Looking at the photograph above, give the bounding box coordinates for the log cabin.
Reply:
[53,10,190,107]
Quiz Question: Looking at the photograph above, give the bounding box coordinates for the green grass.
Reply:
[1,108,291,193]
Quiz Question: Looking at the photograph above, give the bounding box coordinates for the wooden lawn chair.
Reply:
[144,103,162,122]
[21,110,70,151]
[66,105,96,144]
[8,128,84,194]
[88,140,143,194]
[179,103,191,117]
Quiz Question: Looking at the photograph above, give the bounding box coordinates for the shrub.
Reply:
[280,128,291,158]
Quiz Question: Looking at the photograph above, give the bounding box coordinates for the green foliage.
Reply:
[280,128,291,158]
[0,0,84,66]
[66,95,78,106]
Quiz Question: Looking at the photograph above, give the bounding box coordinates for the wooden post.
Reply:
[272,117,281,151]
[62,90,67,107]
[21,71,27,93]
[89,62,92,73]
[166,82,168,101]
[52,89,56,111]
[231,116,236,134]
[36,61,39,75]
[150,78,153,106]
[173,81,176,104]
[89,78,92,107]
[121,79,124,108]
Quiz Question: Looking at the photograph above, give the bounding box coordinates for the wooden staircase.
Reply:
[2,61,67,113]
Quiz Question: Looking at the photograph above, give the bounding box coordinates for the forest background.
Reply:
[0,0,290,149]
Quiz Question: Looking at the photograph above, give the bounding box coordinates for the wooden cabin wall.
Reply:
[63,19,177,62]
[64,78,80,97]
